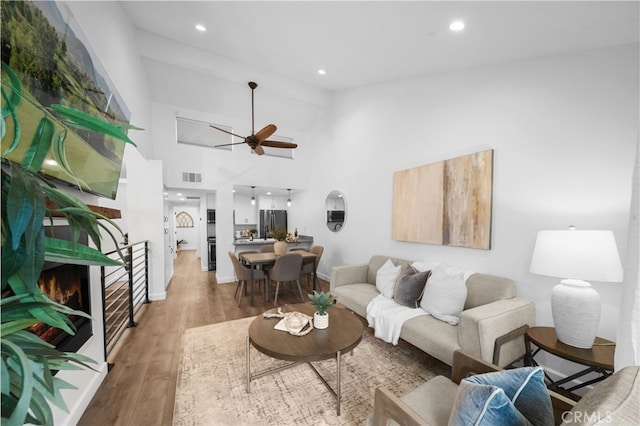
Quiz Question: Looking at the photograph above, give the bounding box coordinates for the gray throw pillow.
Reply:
[393,264,431,308]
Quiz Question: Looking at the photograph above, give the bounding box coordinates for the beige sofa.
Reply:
[330,255,535,367]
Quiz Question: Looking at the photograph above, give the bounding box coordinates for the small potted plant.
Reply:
[308,290,336,329]
[249,228,258,241]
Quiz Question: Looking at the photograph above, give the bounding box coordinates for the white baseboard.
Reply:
[149,291,167,301]
[53,361,108,425]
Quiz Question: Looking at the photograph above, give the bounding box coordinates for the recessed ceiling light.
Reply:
[195,24,206,32]
[317,69,326,75]
[449,20,465,32]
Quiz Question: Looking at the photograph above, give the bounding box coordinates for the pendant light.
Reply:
[250,186,256,205]
[287,189,292,207]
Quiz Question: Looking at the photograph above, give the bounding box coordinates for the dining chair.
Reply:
[228,251,267,306]
[301,245,323,288]
[267,252,304,306]
[259,244,275,253]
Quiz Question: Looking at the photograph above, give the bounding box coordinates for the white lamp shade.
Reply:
[530,229,623,348]
[530,230,623,282]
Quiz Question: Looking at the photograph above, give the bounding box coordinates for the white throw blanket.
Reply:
[366,294,428,345]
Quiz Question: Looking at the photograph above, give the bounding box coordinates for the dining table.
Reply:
[239,251,318,306]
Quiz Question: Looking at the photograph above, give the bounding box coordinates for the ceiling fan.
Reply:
[211,82,297,156]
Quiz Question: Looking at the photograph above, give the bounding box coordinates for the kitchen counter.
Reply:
[233,235,313,253]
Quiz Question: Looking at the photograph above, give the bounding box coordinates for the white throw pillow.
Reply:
[411,261,441,272]
[420,265,468,325]
[376,259,401,298]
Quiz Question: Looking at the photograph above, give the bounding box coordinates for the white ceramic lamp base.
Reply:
[551,279,601,349]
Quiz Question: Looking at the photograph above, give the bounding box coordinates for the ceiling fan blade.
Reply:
[261,140,298,149]
[253,145,265,155]
[209,124,245,139]
[214,141,247,148]
[254,124,277,143]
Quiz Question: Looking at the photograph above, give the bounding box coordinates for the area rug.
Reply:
[173,316,449,425]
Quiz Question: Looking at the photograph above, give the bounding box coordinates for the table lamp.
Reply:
[530,227,623,349]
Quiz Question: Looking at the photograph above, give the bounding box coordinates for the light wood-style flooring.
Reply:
[78,249,329,426]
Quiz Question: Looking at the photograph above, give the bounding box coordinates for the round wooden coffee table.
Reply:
[246,303,363,415]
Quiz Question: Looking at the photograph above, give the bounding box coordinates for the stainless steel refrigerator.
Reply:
[259,210,288,239]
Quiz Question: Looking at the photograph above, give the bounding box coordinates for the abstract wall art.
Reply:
[392,149,493,249]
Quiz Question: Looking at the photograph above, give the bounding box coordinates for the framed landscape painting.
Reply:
[1,0,131,199]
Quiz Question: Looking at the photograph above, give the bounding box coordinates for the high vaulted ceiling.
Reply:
[122,1,638,92]
[122,1,638,203]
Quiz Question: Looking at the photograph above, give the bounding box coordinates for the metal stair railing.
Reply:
[101,241,150,365]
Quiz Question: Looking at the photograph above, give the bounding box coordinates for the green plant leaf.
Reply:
[1,319,39,337]
[1,86,22,158]
[2,163,46,291]
[112,123,144,131]
[5,164,34,251]
[25,387,51,425]
[1,61,23,111]
[21,117,54,173]
[1,339,33,426]
[3,279,77,336]
[40,185,104,249]
[1,298,88,326]
[1,63,23,158]
[44,237,122,266]
[49,104,138,146]
[1,357,9,394]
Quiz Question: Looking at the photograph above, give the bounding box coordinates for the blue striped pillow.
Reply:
[449,367,554,426]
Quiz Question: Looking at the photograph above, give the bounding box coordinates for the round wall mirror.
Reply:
[325,190,346,232]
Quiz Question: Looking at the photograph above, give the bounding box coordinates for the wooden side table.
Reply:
[524,326,615,400]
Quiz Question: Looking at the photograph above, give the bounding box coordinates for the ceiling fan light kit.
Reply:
[211,82,298,156]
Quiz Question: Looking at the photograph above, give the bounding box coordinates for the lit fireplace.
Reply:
[27,225,93,353]
[28,262,92,352]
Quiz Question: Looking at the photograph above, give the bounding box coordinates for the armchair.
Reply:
[372,350,639,426]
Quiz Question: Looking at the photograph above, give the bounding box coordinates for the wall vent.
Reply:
[182,172,202,183]
[186,196,200,200]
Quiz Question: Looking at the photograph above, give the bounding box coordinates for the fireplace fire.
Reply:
[27,225,93,353]
[28,262,92,352]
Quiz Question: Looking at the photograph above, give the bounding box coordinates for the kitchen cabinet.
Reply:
[234,195,256,224]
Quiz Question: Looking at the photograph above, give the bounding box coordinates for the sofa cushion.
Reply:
[561,365,640,425]
[394,264,431,308]
[376,258,401,298]
[400,315,461,366]
[421,265,468,325]
[403,376,459,425]
[465,273,516,309]
[449,367,553,426]
[333,283,379,318]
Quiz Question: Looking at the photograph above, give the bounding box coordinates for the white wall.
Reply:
[301,45,637,344]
